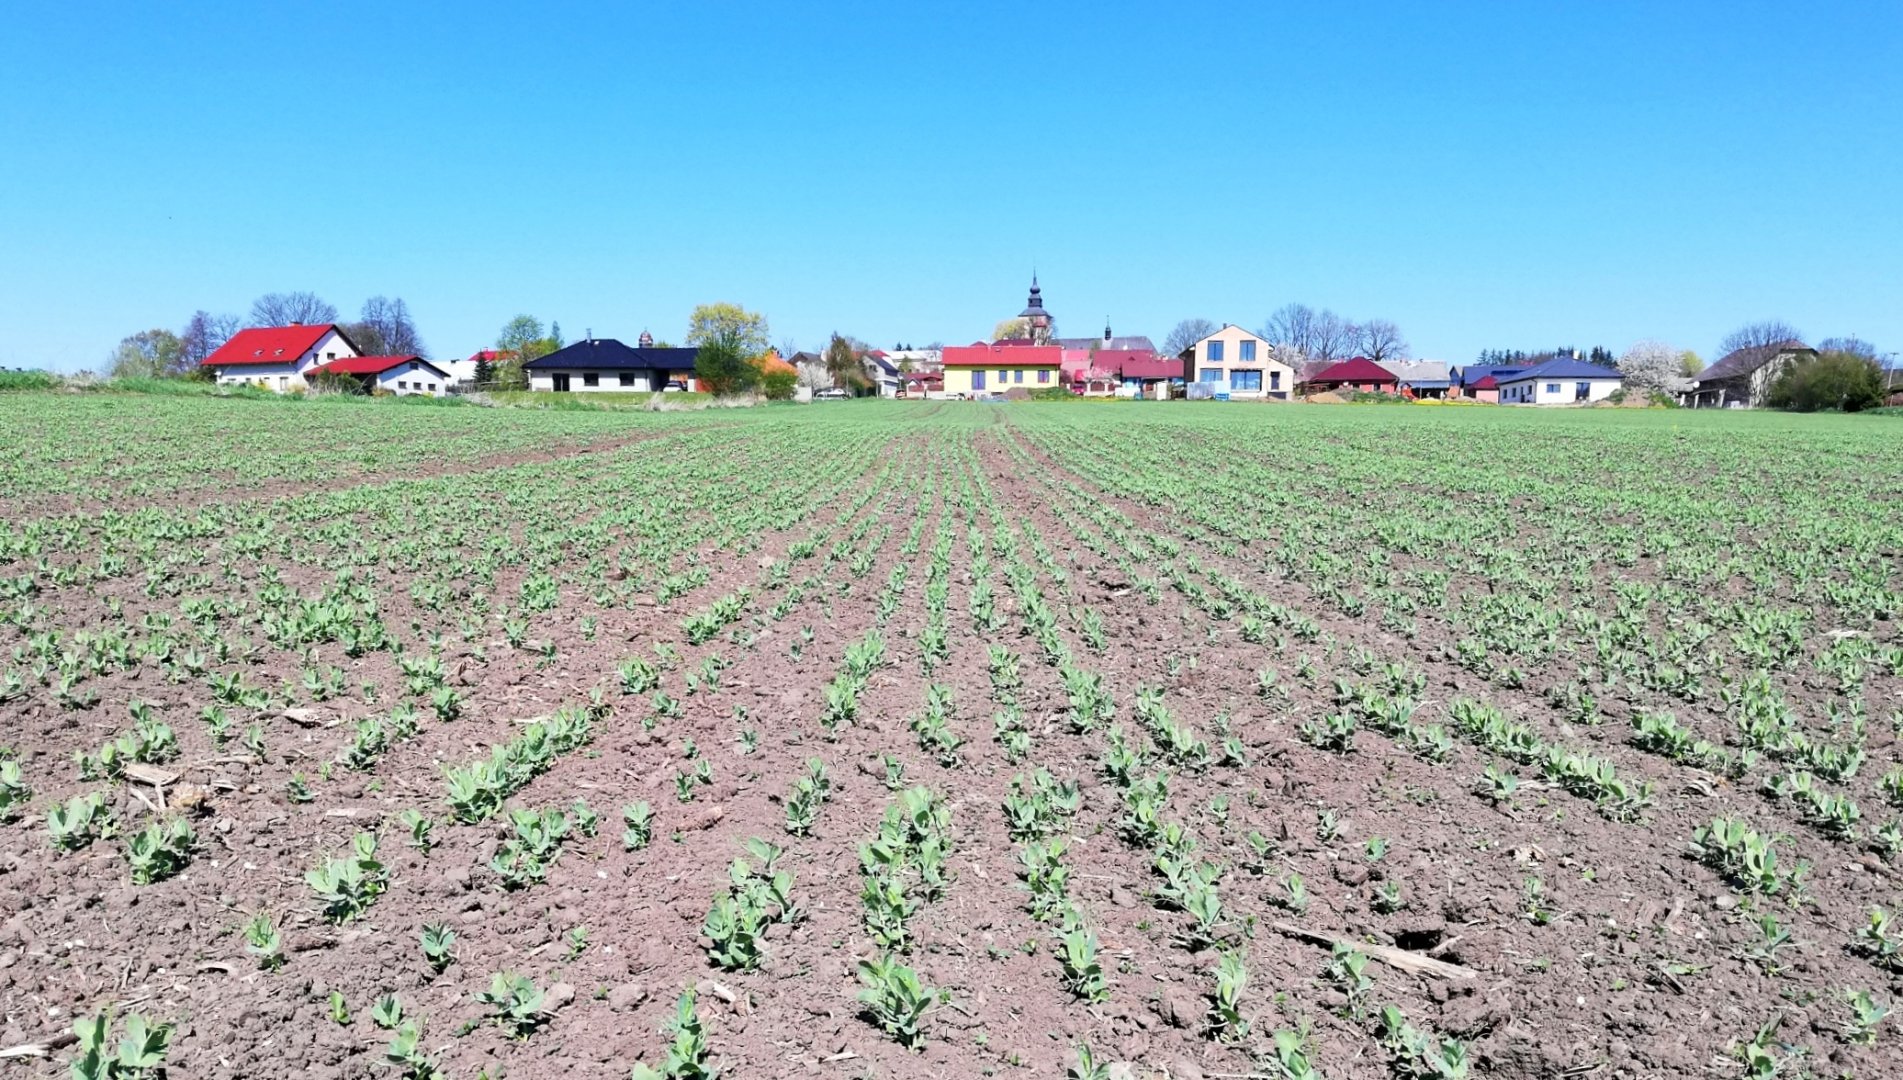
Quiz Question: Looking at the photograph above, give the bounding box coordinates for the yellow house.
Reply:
[942,342,1063,396]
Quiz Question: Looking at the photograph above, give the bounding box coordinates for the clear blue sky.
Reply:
[3,1,1898,371]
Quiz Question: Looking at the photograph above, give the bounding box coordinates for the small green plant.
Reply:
[476,971,546,1039]
[48,791,109,850]
[856,954,935,1050]
[1055,914,1109,1002]
[629,988,717,1080]
[66,1009,172,1080]
[421,921,457,973]
[243,911,284,971]
[305,832,388,923]
[124,815,195,885]
[1842,989,1892,1044]
[1205,949,1251,1042]
[623,801,654,850]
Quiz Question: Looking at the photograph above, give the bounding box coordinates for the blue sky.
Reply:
[3,1,1898,371]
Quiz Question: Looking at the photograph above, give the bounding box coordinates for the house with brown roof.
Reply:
[1683,341,1816,408]
[200,323,362,392]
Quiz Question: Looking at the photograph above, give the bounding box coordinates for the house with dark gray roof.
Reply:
[1682,341,1816,408]
[522,337,700,393]
[1496,358,1624,405]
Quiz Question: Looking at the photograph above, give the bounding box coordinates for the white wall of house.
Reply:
[528,368,658,392]
[375,362,450,396]
[1498,376,1623,405]
[1187,325,1294,399]
[215,363,304,391]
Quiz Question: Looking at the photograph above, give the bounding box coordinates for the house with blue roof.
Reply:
[1495,357,1624,405]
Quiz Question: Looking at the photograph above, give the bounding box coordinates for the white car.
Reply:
[813,388,852,401]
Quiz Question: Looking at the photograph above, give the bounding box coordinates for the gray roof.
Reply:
[1382,360,1450,383]
[1694,341,1813,384]
[523,339,699,372]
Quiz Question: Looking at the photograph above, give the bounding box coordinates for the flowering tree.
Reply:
[1617,340,1691,399]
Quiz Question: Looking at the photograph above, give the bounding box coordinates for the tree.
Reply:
[1263,303,1356,365]
[473,353,497,387]
[109,329,184,379]
[497,315,557,364]
[1616,340,1690,400]
[992,317,1029,342]
[1718,319,1803,357]
[1162,318,1218,357]
[1817,336,1880,361]
[823,333,870,392]
[1765,350,1884,412]
[348,296,425,356]
[1355,319,1409,365]
[179,311,239,372]
[693,329,760,396]
[248,292,337,328]
[686,303,769,356]
[1678,350,1704,378]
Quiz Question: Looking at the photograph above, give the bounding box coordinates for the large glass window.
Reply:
[1239,340,1256,362]
[1230,370,1262,392]
[619,372,634,386]
[1199,368,1223,383]
[584,373,599,387]
[1037,370,1050,383]
[1207,341,1225,362]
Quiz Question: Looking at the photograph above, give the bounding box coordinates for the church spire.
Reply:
[1018,272,1052,344]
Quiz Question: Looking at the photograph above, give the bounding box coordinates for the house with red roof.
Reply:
[1303,357,1399,395]
[307,355,455,397]
[200,323,361,392]
[942,342,1063,397]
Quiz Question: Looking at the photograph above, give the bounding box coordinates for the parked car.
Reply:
[814,388,851,401]
[664,380,689,392]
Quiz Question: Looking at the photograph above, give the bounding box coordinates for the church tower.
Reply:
[1019,274,1053,345]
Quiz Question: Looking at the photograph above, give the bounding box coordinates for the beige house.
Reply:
[1182,325,1295,399]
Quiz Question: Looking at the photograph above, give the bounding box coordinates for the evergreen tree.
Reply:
[474,353,495,387]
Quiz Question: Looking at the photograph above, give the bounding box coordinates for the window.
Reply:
[410,361,420,371]
[997,370,1007,384]
[1270,370,1282,390]
[973,371,986,389]
[1199,368,1223,383]
[1545,383,1559,394]
[583,373,599,387]
[1575,381,1590,400]
[1230,370,1262,392]
[1239,340,1256,362]
[1014,369,1024,383]
[1037,369,1049,383]
[1207,340,1225,362]
[325,352,335,361]
[619,373,634,387]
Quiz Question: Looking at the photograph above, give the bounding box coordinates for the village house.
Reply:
[1304,357,1399,395]
[200,323,361,392]
[522,336,699,393]
[1448,364,1523,401]
[1682,341,1816,408]
[941,341,1063,397]
[1495,358,1624,405]
[1382,360,1452,400]
[1180,325,1294,399]
[308,355,454,396]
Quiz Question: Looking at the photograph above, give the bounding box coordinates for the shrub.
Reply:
[0,369,60,391]
[761,367,797,400]
[1766,351,1885,412]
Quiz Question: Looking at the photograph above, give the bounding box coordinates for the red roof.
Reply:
[1472,375,1499,390]
[308,355,444,378]
[467,349,515,363]
[941,343,1063,367]
[201,324,346,368]
[1308,357,1398,384]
